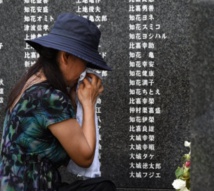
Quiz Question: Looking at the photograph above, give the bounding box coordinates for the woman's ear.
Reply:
[58,51,70,66]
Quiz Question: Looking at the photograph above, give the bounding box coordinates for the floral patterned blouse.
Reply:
[0,82,75,191]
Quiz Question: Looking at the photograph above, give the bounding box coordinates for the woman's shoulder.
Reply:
[22,81,72,109]
[19,81,73,113]
[25,81,69,99]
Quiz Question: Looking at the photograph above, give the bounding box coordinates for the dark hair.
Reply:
[6,47,68,110]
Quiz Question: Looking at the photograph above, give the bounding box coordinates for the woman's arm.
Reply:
[49,74,103,167]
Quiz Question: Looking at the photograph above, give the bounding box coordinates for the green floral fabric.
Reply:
[0,82,75,191]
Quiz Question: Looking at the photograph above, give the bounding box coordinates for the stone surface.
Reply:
[190,1,214,191]
[4,0,214,190]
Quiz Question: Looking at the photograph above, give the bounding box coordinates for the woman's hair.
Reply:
[6,47,68,110]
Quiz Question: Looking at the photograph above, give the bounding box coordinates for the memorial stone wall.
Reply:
[1,0,213,190]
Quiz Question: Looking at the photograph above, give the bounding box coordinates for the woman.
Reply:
[0,13,116,191]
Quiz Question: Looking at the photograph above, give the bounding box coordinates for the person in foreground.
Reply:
[0,13,116,191]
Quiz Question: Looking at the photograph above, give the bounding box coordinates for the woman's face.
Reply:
[59,52,87,87]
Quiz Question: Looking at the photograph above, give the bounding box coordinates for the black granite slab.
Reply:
[190,1,214,191]
[3,0,214,190]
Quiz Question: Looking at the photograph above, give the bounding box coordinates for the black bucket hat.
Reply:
[26,13,112,71]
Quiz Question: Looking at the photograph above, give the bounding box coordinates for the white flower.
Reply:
[184,141,191,148]
[172,179,186,189]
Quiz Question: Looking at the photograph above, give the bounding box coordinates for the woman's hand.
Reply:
[77,73,103,108]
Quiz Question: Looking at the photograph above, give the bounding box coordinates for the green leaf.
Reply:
[182,154,191,162]
[175,167,184,178]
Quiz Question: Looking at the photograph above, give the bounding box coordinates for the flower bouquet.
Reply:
[172,141,191,191]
